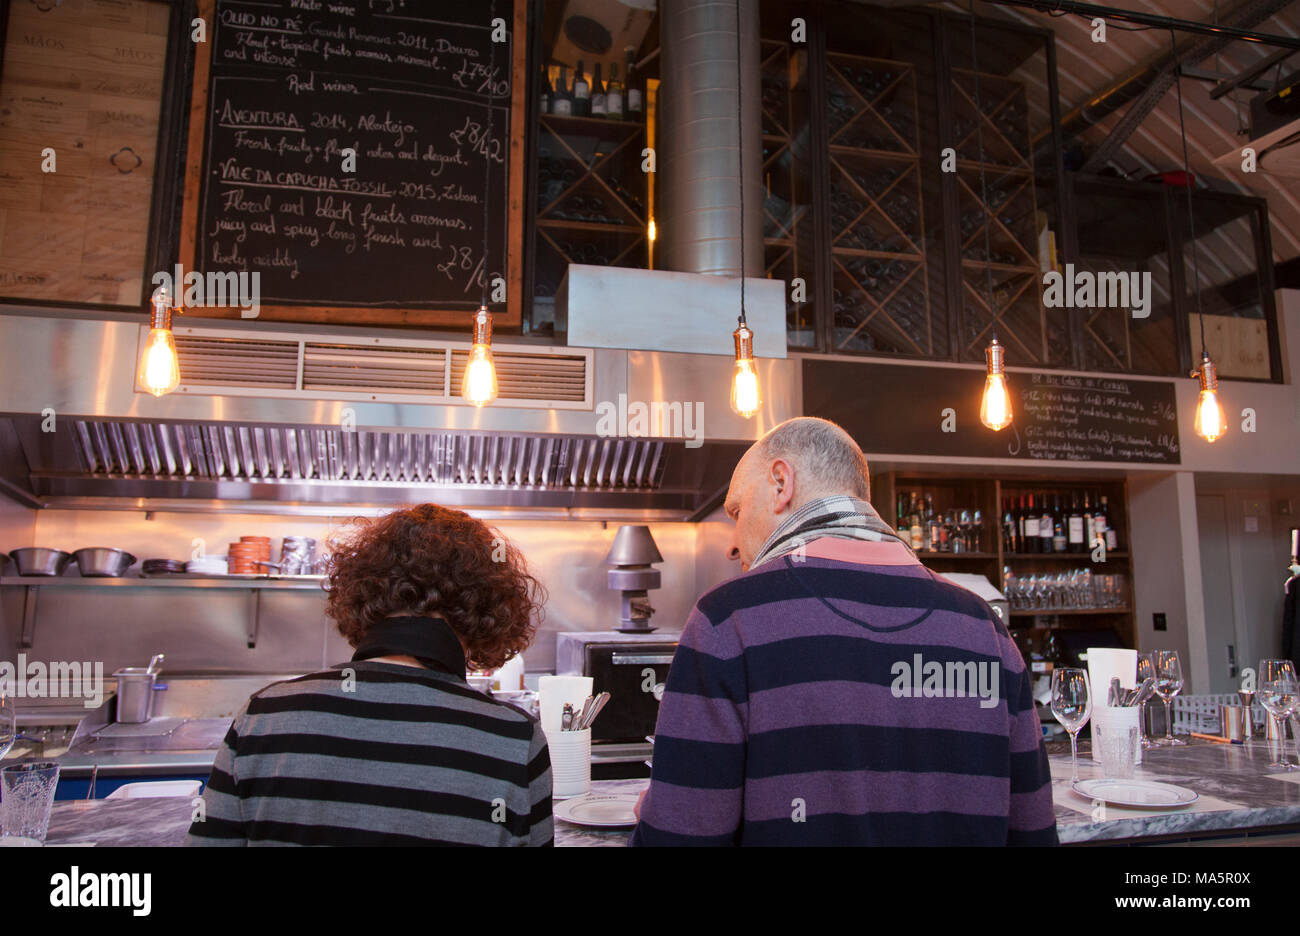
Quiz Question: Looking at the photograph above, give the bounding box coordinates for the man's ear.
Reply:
[770,458,796,514]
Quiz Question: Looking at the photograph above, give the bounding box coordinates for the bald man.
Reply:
[629,417,1058,846]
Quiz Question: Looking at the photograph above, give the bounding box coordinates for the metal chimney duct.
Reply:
[657,0,764,278]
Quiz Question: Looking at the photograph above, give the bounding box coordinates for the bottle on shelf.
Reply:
[1021,494,1037,554]
[909,493,924,551]
[1082,491,1095,553]
[1067,491,1084,553]
[1052,495,1067,553]
[1003,498,1017,554]
[573,60,591,117]
[606,62,624,119]
[1098,495,1118,551]
[1039,494,1053,554]
[590,63,607,117]
[540,64,553,115]
[625,47,643,121]
[552,65,573,116]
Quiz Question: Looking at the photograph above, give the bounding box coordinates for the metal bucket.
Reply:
[113,668,157,723]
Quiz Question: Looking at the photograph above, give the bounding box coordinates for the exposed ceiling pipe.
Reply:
[1019,0,1296,167]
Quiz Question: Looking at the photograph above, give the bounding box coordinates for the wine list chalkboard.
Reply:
[189,0,512,315]
[803,360,1182,465]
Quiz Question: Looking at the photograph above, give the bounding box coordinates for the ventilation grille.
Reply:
[166,330,590,408]
[71,421,666,489]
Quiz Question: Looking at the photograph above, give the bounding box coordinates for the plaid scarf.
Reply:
[749,495,912,569]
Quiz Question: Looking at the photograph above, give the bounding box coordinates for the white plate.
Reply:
[553,793,640,828]
[1071,778,1199,808]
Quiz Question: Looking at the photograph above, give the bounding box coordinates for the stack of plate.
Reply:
[141,559,186,577]
[229,536,271,575]
[185,557,228,576]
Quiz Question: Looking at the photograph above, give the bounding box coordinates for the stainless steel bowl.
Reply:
[73,547,138,577]
[7,548,73,577]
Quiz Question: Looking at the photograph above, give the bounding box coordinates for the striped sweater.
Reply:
[185,661,553,846]
[629,538,1058,846]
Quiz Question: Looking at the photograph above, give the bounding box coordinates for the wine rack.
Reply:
[950,68,1061,367]
[761,40,817,349]
[534,114,649,300]
[824,52,934,356]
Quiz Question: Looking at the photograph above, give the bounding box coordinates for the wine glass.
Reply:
[1136,651,1155,749]
[1152,650,1186,746]
[1051,667,1093,783]
[1259,659,1300,769]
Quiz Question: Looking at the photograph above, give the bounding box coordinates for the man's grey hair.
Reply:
[756,417,870,500]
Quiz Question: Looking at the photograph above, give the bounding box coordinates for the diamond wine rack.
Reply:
[824,51,933,356]
[534,115,649,300]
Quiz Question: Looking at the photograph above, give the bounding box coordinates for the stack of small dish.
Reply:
[185,556,228,576]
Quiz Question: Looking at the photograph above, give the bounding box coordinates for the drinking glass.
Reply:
[1136,651,1155,749]
[1259,659,1300,770]
[1,761,60,843]
[1051,667,1093,782]
[1152,650,1186,745]
[1099,726,1138,779]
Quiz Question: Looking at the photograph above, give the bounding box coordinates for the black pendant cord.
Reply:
[736,0,747,328]
[480,0,497,310]
[1170,28,1208,362]
[969,1,998,346]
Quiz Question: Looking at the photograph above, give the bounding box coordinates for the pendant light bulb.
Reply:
[138,287,181,397]
[980,338,1012,431]
[1193,352,1226,443]
[730,322,761,419]
[462,305,498,407]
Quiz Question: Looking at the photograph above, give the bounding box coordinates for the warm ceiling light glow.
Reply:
[980,338,1012,431]
[138,287,181,397]
[1193,352,1226,443]
[730,322,761,418]
[647,218,656,242]
[461,305,498,407]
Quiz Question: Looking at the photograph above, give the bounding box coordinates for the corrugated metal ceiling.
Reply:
[953,0,1300,261]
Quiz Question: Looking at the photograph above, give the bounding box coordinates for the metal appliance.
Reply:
[556,631,678,770]
[605,524,663,632]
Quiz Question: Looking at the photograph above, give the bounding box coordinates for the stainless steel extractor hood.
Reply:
[0,312,797,519]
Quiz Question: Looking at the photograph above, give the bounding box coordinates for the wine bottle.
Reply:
[909,493,924,551]
[1002,498,1016,554]
[590,63,607,117]
[540,64,553,115]
[1052,495,1067,553]
[1067,492,1084,553]
[1082,491,1094,553]
[1023,494,1038,553]
[552,65,573,116]
[606,62,624,119]
[1039,494,1053,554]
[573,60,590,117]
[625,47,643,120]
[1099,495,1118,551]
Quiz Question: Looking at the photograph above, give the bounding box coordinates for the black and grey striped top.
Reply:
[184,661,553,846]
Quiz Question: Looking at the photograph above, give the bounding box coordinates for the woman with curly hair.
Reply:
[186,504,552,846]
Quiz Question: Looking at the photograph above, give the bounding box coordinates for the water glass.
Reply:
[1259,659,1299,770]
[1099,726,1138,779]
[1136,651,1155,749]
[1,761,61,843]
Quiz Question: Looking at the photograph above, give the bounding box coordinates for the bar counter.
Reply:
[40,739,1300,846]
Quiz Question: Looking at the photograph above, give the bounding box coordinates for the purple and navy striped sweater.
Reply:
[629,538,1059,846]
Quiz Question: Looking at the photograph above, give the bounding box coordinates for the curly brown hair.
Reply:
[325,504,545,671]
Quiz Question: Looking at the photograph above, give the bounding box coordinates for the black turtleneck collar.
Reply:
[350,615,466,679]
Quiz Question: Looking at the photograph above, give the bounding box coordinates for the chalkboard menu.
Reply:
[804,360,1182,465]
[183,0,517,323]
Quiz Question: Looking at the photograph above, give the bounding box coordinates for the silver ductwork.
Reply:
[657,0,764,277]
[0,312,799,519]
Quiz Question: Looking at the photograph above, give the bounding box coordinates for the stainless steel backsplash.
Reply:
[1,508,741,676]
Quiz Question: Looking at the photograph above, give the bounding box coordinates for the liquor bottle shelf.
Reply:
[1009,607,1133,617]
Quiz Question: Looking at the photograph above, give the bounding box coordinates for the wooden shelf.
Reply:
[1005,552,1129,560]
[1010,608,1133,617]
[915,552,999,559]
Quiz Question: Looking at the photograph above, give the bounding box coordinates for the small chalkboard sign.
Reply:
[804,359,1182,465]
[181,0,523,326]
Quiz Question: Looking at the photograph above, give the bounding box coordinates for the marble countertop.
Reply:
[37,740,1300,846]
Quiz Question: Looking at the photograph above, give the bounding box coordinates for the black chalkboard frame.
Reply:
[179,0,525,329]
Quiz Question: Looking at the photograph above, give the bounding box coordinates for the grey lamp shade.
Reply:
[605,525,663,566]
